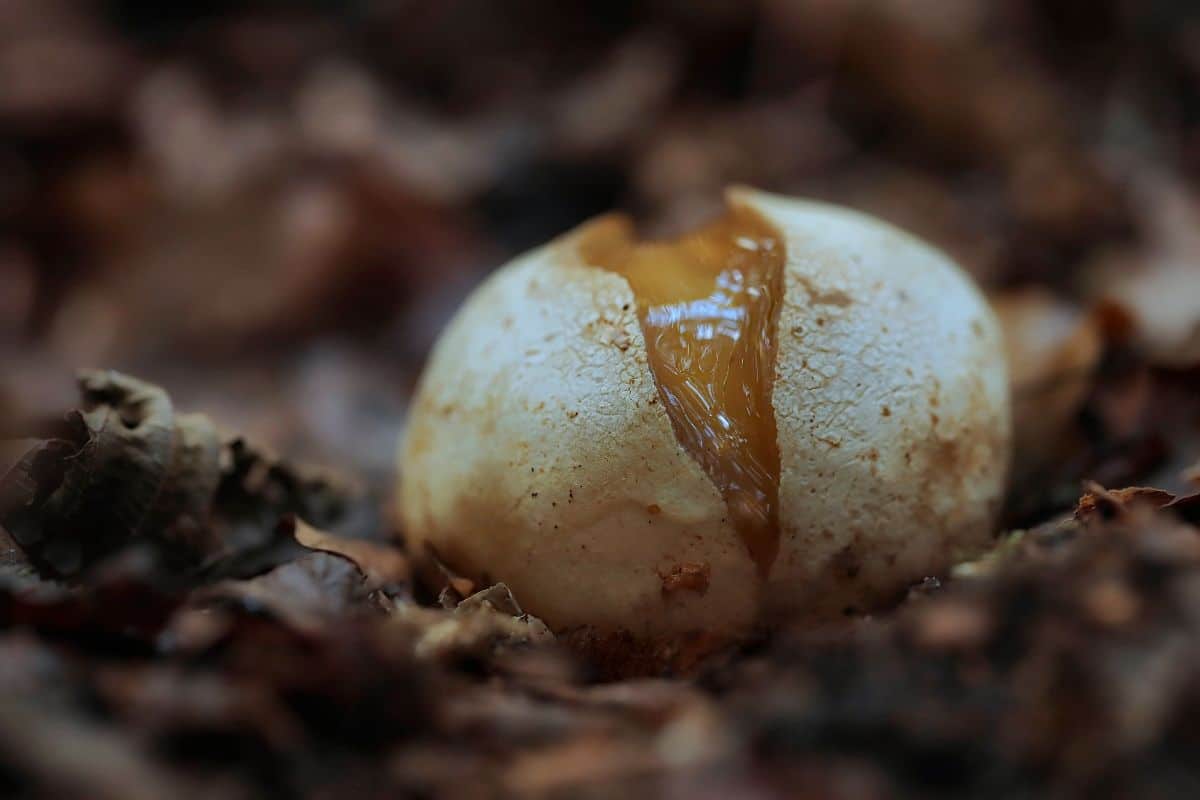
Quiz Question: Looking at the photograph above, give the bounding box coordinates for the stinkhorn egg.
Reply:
[399,187,1011,654]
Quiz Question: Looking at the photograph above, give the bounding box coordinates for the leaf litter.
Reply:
[3,3,1200,796]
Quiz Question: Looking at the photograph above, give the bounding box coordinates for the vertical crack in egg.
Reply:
[582,204,785,576]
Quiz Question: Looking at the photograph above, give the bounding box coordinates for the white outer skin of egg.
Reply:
[399,187,1011,644]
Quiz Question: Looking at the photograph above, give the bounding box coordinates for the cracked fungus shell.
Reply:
[399,187,1011,643]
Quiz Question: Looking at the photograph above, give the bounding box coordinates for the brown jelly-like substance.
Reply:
[581,204,785,576]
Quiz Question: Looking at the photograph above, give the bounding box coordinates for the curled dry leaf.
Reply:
[194,553,372,636]
[419,543,476,605]
[390,583,554,663]
[201,437,375,580]
[0,370,222,577]
[191,520,552,668]
[193,517,410,634]
[957,480,1200,582]
[1075,482,1200,526]
[0,548,184,645]
[290,516,410,592]
[199,566,555,665]
[0,370,372,581]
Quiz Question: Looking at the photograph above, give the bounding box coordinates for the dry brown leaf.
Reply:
[290,517,410,592]
[1074,482,1200,525]
[194,553,370,635]
[390,583,554,663]
[0,370,222,576]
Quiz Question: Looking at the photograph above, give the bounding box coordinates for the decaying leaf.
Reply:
[0,370,222,577]
[199,437,376,581]
[0,371,374,583]
[391,583,554,663]
[191,516,409,634]
[0,547,184,644]
[420,543,477,605]
[191,517,547,666]
[1075,482,1200,526]
[291,516,409,593]
[194,552,371,635]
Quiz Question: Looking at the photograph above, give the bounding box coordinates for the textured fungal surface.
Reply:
[399,188,1011,644]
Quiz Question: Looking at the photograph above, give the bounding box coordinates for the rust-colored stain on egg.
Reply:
[660,562,712,595]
